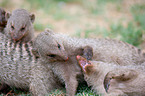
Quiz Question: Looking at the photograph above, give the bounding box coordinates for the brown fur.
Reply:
[0,28,92,95]
[33,28,145,96]
[77,56,145,96]
[0,32,65,96]
[0,8,35,93]
[32,29,93,96]
[0,8,7,32]
[4,9,35,43]
[42,28,145,66]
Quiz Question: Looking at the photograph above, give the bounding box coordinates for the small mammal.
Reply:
[4,9,35,43]
[0,32,55,96]
[40,29,145,66]
[32,29,93,96]
[0,29,92,96]
[0,8,35,93]
[0,8,7,32]
[77,55,145,96]
[33,28,145,96]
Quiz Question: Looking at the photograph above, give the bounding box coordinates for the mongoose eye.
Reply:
[21,27,25,31]
[11,25,14,30]
[47,54,56,58]
[57,44,61,50]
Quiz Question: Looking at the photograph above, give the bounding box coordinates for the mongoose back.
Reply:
[77,55,145,96]
[33,29,94,96]
[4,9,35,43]
[0,32,65,95]
[46,30,145,65]
[0,8,7,32]
[0,31,91,96]
[33,29,145,95]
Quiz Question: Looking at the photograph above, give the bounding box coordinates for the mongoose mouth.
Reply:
[12,33,25,42]
[76,55,91,72]
[65,57,69,61]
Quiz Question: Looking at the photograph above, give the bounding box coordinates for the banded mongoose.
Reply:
[0,8,35,92]
[40,29,145,66]
[4,9,35,43]
[77,55,145,96]
[32,29,94,96]
[0,31,92,96]
[0,32,57,95]
[0,8,7,32]
[33,29,145,96]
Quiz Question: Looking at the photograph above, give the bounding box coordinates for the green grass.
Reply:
[34,22,45,31]
[75,22,143,47]
[131,4,145,29]
[0,0,11,7]
[74,2,145,48]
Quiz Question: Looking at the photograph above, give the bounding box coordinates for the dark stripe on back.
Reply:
[10,41,14,61]
[0,42,2,56]
[0,50,2,56]
[9,41,13,48]
[10,42,17,61]
[19,42,23,60]
[25,43,32,61]
[4,41,7,55]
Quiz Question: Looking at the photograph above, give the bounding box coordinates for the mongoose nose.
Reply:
[76,55,82,60]
[13,37,18,41]
[65,56,69,61]
[13,36,21,41]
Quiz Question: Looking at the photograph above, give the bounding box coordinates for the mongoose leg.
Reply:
[30,63,58,96]
[65,76,78,96]
[104,69,138,93]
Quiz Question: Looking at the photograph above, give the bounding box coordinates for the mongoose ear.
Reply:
[5,12,11,21]
[83,46,93,60]
[30,14,35,23]
[85,64,94,75]
[44,28,54,34]
[31,48,40,58]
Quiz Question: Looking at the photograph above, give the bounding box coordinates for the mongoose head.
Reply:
[77,56,143,96]
[32,29,68,62]
[0,8,7,31]
[76,55,97,75]
[5,9,35,42]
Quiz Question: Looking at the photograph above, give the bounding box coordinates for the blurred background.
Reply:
[0,0,145,48]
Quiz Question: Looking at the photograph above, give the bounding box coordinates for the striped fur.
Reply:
[0,33,58,96]
[0,33,37,89]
